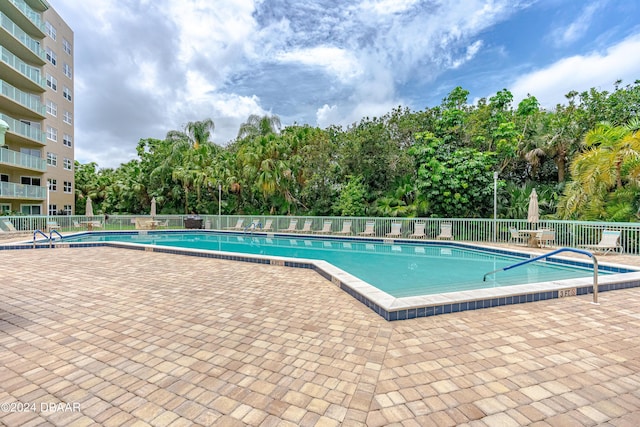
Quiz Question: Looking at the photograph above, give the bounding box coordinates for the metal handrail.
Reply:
[483,247,599,304]
[32,229,48,247]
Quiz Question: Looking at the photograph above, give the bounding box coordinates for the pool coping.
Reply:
[4,229,640,321]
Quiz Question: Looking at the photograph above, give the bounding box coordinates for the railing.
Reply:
[0,147,47,171]
[9,0,46,32]
[483,247,599,303]
[2,215,639,255]
[0,113,45,144]
[0,12,46,60]
[0,182,47,200]
[0,79,46,116]
[0,46,45,88]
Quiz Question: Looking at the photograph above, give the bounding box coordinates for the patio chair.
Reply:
[225,218,245,230]
[580,230,624,254]
[300,219,313,233]
[73,220,82,229]
[335,221,352,235]
[2,219,18,232]
[314,220,333,234]
[281,219,299,232]
[90,221,103,229]
[538,229,555,248]
[508,227,527,245]
[359,220,376,236]
[408,222,427,239]
[386,222,402,238]
[436,223,453,240]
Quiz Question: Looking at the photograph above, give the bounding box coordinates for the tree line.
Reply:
[74,80,640,221]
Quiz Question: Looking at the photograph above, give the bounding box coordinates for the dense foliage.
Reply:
[74,81,640,221]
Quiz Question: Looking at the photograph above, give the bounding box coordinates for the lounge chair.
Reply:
[408,222,427,239]
[436,223,453,240]
[314,220,333,234]
[73,220,82,229]
[580,230,624,254]
[538,229,555,248]
[261,219,273,231]
[335,221,352,235]
[386,222,402,238]
[300,219,313,233]
[225,218,245,230]
[46,221,60,232]
[508,227,527,245]
[2,219,18,232]
[359,220,376,236]
[281,219,298,232]
[90,221,103,229]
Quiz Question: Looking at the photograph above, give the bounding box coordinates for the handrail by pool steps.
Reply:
[32,229,64,248]
[483,247,600,303]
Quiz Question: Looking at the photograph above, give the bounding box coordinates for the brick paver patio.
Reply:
[1,246,640,426]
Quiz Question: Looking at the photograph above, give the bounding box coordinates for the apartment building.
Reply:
[0,0,74,216]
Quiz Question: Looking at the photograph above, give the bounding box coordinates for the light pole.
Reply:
[218,183,222,228]
[493,172,498,242]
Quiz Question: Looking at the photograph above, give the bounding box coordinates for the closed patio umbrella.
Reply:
[85,197,94,217]
[150,197,156,217]
[527,188,539,228]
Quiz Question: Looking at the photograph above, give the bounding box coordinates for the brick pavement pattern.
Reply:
[1,247,639,426]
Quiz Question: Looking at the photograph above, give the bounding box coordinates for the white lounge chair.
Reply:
[538,229,555,248]
[2,219,18,232]
[580,230,624,254]
[436,223,453,240]
[261,219,273,231]
[300,219,313,233]
[281,219,298,232]
[46,221,60,232]
[335,221,352,235]
[408,223,427,239]
[386,222,402,238]
[314,220,333,234]
[359,221,376,236]
[225,218,245,230]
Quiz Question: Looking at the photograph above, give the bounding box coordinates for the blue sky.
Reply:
[50,0,640,168]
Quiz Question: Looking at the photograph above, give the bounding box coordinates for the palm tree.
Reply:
[237,114,281,140]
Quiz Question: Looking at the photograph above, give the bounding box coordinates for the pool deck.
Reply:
[1,244,640,426]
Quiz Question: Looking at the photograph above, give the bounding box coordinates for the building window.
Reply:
[21,176,41,186]
[0,204,11,214]
[63,39,72,55]
[63,86,72,101]
[48,178,57,191]
[46,126,57,142]
[46,73,57,91]
[21,205,42,215]
[45,47,57,66]
[63,158,72,170]
[63,63,72,79]
[63,204,72,215]
[46,100,57,116]
[45,21,56,40]
[63,111,72,124]
[48,204,58,216]
[1,174,9,182]
[47,152,57,166]
[63,181,72,193]
[63,134,72,147]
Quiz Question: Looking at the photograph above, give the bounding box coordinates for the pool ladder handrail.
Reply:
[243,222,262,235]
[483,247,599,304]
[33,229,64,248]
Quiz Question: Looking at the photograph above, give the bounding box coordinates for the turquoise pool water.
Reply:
[61,231,608,298]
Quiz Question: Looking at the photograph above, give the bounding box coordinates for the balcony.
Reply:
[8,0,46,35]
[0,181,46,200]
[0,11,46,65]
[0,46,46,92]
[0,147,47,172]
[0,79,46,119]
[0,113,45,145]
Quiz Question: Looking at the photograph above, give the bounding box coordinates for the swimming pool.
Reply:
[62,231,612,297]
[53,230,640,320]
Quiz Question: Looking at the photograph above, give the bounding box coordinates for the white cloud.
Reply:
[276,47,363,83]
[510,33,640,108]
[552,1,604,47]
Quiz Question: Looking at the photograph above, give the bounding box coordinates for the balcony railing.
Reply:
[0,79,45,116]
[0,12,46,61]
[0,46,45,88]
[0,181,46,200]
[0,148,46,171]
[9,0,45,33]
[0,113,45,144]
